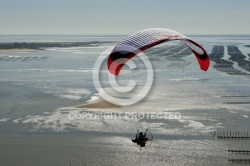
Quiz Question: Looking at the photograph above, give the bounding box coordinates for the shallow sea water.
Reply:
[0,35,250,165]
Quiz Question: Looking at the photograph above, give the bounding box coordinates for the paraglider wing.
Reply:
[107,28,210,76]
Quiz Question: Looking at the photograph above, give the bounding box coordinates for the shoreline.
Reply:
[0,41,116,54]
[0,48,37,54]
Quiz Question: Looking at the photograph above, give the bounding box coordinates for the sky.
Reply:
[1,0,250,35]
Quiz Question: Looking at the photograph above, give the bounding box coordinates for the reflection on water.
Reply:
[1,135,250,166]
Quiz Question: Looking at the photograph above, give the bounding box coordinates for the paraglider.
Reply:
[132,128,153,149]
[107,28,210,76]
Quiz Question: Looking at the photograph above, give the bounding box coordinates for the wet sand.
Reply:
[76,99,121,109]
